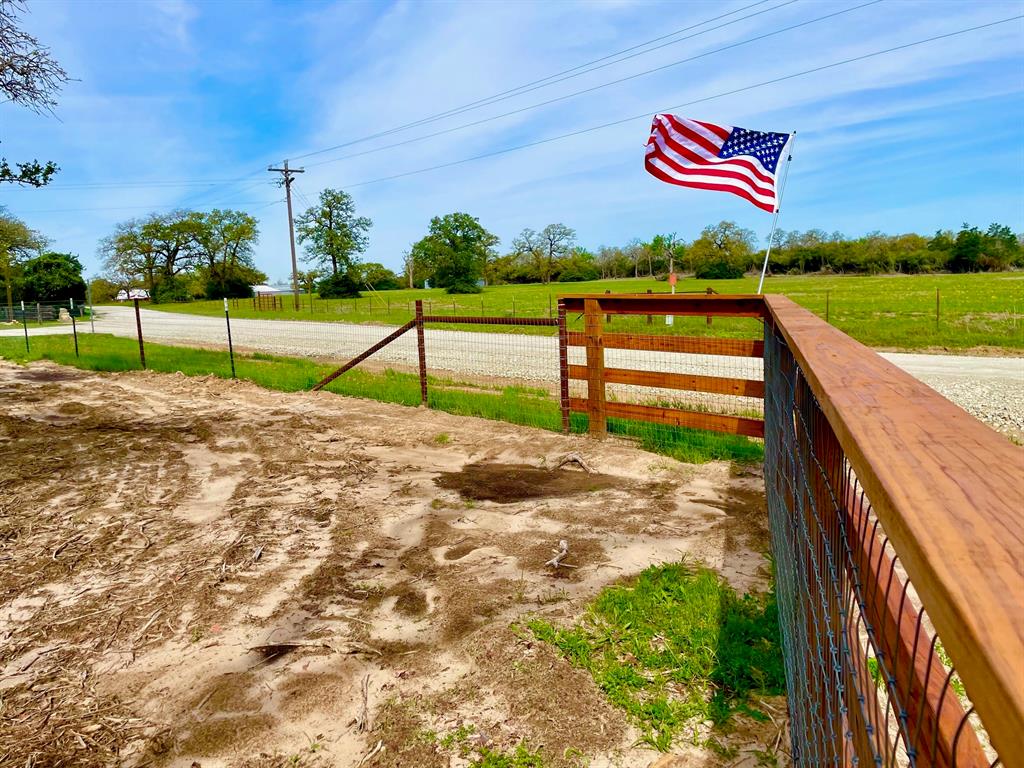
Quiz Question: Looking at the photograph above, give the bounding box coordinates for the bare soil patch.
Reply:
[0,360,781,768]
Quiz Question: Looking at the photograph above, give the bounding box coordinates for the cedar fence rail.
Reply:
[310,294,1021,765]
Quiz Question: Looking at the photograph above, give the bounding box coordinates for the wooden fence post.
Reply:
[706,286,713,326]
[415,299,428,406]
[604,289,611,324]
[557,301,570,434]
[584,298,606,436]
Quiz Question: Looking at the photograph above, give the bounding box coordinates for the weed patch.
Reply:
[529,562,784,751]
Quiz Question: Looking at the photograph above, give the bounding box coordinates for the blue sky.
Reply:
[1,0,1022,282]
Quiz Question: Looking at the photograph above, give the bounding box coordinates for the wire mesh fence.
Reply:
[0,296,767,465]
[763,322,997,767]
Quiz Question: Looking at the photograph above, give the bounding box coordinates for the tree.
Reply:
[1,0,70,187]
[412,212,498,294]
[100,210,205,302]
[194,209,261,298]
[358,262,402,291]
[511,223,576,284]
[688,221,757,279]
[647,233,683,276]
[295,189,372,277]
[0,208,46,315]
[296,269,322,298]
[21,252,85,302]
[950,224,983,273]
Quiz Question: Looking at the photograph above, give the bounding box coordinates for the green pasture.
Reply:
[0,333,762,465]
[129,272,1023,351]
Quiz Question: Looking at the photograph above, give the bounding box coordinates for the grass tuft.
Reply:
[529,561,784,751]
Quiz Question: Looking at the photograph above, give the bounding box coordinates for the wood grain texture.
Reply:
[569,397,765,438]
[584,299,606,435]
[561,293,765,318]
[765,294,1024,762]
[566,331,763,358]
[567,364,764,398]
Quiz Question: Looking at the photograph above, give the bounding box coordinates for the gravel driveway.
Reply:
[4,306,1021,437]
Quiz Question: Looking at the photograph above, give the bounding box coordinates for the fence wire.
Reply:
[763,323,996,767]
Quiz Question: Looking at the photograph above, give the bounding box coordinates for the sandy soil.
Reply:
[0,361,784,768]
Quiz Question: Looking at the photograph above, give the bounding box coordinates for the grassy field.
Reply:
[0,333,762,464]
[133,273,1024,351]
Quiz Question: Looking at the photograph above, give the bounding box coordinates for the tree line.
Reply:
[3,194,1022,312]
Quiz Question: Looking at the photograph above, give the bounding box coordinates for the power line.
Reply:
[304,0,881,171]
[331,15,1021,192]
[289,0,799,161]
[30,0,796,195]
[14,199,281,214]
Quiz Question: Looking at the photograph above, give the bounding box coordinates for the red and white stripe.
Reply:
[644,114,784,213]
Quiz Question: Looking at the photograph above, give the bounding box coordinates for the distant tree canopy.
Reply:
[410,212,498,294]
[766,222,1022,276]
[1,0,70,187]
[0,207,47,312]
[296,188,372,278]
[21,252,86,302]
[100,209,265,303]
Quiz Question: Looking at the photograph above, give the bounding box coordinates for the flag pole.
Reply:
[757,131,796,294]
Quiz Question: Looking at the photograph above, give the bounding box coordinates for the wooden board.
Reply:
[567,364,764,398]
[566,331,763,358]
[560,293,765,318]
[568,397,764,438]
[764,294,1024,760]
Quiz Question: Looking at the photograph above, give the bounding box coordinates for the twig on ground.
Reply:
[357,739,384,766]
[357,673,371,732]
[545,539,576,568]
[555,452,594,473]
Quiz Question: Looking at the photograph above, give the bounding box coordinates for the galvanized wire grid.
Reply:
[763,324,997,767]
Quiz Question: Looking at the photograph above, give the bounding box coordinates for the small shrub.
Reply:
[694,260,744,280]
[317,271,362,298]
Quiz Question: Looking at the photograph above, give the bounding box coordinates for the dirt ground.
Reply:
[0,360,785,768]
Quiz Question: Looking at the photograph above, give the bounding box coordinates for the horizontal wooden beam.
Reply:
[764,294,1024,759]
[421,315,558,327]
[568,364,764,398]
[566,331,763,358]
[560,293,765,318]
[568,397,764,438]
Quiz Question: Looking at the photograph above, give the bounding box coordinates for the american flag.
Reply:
[645,114,791,213]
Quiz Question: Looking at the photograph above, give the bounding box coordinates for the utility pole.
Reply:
[268,159,305,310]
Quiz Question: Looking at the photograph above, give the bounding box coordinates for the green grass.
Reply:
[528,561,784,751]
[0,333,761,464]
[132,272,1023,350]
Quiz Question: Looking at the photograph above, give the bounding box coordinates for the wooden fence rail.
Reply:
[560,294,766,439]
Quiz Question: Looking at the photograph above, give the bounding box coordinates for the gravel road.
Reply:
[4,306,1021,437]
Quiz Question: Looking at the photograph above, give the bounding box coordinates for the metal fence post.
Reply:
[557,300,570,434]
[21,300,29,353]
[88,283,95,333]
[70,298,79,357]
[224,298,236,378]
[36,301,41,325]
[133,298,146,369]
[415,299,428,406]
